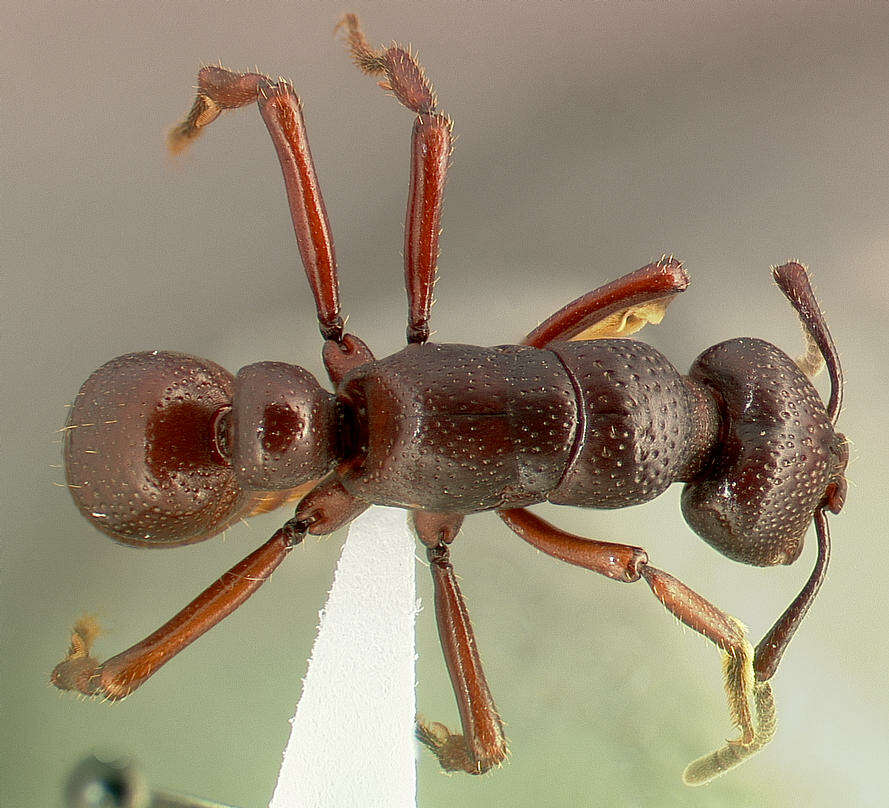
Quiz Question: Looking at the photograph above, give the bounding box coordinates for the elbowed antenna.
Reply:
[772,261,843,425]
[749,262,848,682]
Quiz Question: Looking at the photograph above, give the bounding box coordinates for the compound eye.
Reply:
[64,351,249,546]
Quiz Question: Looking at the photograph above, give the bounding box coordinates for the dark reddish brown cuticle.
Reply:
[210,406,233,461]
[55,15,849,781]
[64,351,248,546]
[230,362,337,490]
[146,400,222,477]
[682,338,836,566]
[260,403,303,454]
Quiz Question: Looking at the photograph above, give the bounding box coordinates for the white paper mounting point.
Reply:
[269,506,419,808]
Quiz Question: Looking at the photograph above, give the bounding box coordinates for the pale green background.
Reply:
[3,2,888,806]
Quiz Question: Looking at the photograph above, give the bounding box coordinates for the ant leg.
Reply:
[51,518,308,700]
[339,14,452,345]
[296,474,369,532]
[412,510,464,549]
[51,481,366,701]
[169,69,343,342]
[523,257,689,348]
[322,333,375,386]
[412,511,508,774]
[499,507,776,783]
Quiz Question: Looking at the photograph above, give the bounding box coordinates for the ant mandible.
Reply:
[52,14,848,784]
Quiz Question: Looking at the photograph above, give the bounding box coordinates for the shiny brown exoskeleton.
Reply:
[52,15,848,785]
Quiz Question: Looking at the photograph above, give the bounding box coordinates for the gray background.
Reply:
[3,2,888,806]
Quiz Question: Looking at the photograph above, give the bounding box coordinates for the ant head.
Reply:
[64,352,336,547]
[682,262,846,568]
[821,432,849,515]
[681,337,843,567]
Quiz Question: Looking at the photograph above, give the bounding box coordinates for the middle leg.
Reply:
[412,511,508,774]
[340,14,452,345]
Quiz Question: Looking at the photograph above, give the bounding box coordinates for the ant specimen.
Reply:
[52,15,847,784]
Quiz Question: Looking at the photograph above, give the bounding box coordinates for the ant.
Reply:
[52,15,847,784]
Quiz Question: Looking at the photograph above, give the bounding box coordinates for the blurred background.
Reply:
[3,2,888,806]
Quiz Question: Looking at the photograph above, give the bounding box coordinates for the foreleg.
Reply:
[499,507,775,784]
[523,256,688,347]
